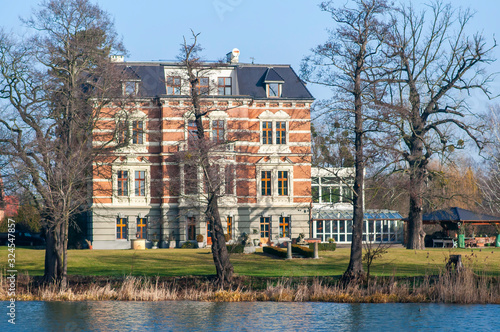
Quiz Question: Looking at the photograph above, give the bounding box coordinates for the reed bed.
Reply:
[2,269,499,304]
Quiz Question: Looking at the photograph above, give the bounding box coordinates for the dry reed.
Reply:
[1,268,499,304]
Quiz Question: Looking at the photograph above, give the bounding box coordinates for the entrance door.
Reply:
[260,216,270,244]
[206,219,212,245]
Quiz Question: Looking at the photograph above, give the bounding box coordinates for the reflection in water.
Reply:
[2,301,500,331]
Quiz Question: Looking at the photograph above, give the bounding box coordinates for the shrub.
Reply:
[263,246,287,258]
[309,243,336,251]
[226,244,245,254]
[292,244,314,258]
[196,234,204,242]
[181,241,195,248]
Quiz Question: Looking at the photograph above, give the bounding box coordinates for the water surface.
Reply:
[2,301,500,331]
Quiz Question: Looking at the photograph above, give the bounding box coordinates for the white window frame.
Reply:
[115,109,147,153]
[266,83,282,98]
[112,156,151,206]
[256,156,293,204]
[258,110,291,153]
[122,80,139,96]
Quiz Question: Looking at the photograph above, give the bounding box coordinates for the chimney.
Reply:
[110,55,124,62]
[226,48,240,64]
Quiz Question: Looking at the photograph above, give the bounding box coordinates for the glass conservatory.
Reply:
[312,209,403,243]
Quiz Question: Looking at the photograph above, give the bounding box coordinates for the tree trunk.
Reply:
[43,222,64,284]
[207,194,233,287]
[342,49,366,284]
[407,165,426,249]
[342,95,366,283]
[61,216,69,290]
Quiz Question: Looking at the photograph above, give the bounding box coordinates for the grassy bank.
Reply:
[2,247,500,303]
[2,272,500,304]
[3,247,500,277]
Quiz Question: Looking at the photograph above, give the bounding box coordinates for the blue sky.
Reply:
[1,0,499,110]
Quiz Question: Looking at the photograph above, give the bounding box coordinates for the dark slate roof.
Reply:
[124,65,166,97]
[263,67,285,83]
[117,62,313,99]
[423,207,500,223]
[236,65,313,99]
[122,66,141,80]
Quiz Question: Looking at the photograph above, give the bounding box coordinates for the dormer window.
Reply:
[123,81,138,96]
[267,83,281,98]
[263,67,284,98]
[218,77,232,95]
[167,76,181,95]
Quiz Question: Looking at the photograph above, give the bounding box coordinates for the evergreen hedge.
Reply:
[226,244,245,254]
[292,244,314,258]
[263,246,288,258]
[308,243,336,251]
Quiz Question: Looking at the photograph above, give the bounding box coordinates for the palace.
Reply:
[90,51,314,249]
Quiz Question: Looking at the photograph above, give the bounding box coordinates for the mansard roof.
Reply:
[236,65,313,99]
[117,62,313,100]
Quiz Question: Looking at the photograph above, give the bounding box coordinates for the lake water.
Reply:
[2,301,500,331]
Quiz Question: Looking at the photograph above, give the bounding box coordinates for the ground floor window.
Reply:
[116,217,128,240]
[136,218,147,239]
[226,216,232,239]
[187,217,196,241]
[207,219,212,245]
[260,217,270,239]
[313,219,401,243]
[279,217,290,237]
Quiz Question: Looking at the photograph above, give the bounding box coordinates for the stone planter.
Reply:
[131,239,146,250]
[152,241,159,249]
[198,242,204,248]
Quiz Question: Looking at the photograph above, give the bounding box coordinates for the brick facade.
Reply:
[91,60,313,249]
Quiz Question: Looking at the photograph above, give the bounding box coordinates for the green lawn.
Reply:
[2,247,500,278]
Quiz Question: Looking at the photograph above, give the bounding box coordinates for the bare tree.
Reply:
[480,105,500,216]
[0,0,126,287]
[302,0,389,283]
[372,1,496,249]
[174,31,234,287]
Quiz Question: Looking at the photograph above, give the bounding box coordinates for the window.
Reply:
[117,121,128,144]
[276,121,286,144]
[212,120,225,142]
[218,77,232,95]
[278,171,288,196]
[116,218,128,240]
[167,76,181,95]
[206,219,212,243]
[124,81,137,96]
[279,217,290,237]
[117,171,128,196]
[135,171,145,196]
[136,218,147,239]
[187,217,196,241]
[225,164,235,195]
[197,77,209,95]
[116,118,146,146]
[188,120,198,145]
[261,171,271,196]
[262,121,272,144]
[312,186,319,203]
[226,216,232,239]
[314,218,401,243]
[132,121,144,144]
[267,83,281,97]
[184,164,198,195]
[312,175,353,204]
[260,217,270,238]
